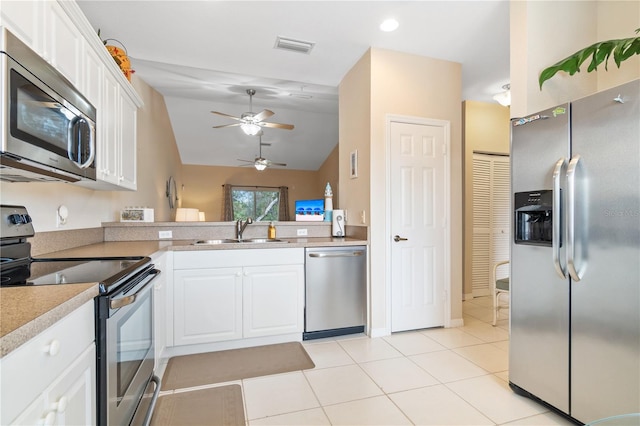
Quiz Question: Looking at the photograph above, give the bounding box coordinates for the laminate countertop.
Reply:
[0,238,366,357]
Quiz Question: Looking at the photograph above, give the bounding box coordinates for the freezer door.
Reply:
[570,79,640,424]
[510,104,571,414]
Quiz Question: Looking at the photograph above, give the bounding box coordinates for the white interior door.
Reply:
[390,120,447,332]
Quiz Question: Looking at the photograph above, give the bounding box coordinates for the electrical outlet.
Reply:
[159,230,173,239]
[297,228,308,236]
[360,210,366,224]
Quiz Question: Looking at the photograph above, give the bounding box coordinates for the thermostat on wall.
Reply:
[120,207,154,222]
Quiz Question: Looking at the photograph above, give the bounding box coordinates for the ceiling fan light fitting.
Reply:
[493,83,511,107]
[241,122,261,135]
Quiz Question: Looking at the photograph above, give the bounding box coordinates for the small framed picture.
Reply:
[350,149,358,179]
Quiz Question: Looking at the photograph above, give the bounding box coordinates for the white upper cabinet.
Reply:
[43,1,82,87]
[0,0,42,51]
[0,0,143,191]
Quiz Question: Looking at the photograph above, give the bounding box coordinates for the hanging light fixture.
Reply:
[240,122,261,136]
[254,162,267,171]
[493,84,511,107]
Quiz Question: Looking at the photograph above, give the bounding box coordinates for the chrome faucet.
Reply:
[236,217,253,240]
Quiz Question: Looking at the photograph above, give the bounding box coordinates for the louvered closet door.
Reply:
[472,153,510,297]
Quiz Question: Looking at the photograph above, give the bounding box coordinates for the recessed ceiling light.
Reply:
[380,18,399,32]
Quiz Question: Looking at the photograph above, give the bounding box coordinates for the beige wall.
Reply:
[179,161,337,222]
[340,48,463,335]
[0,77,183,232]
[316,144,340,210]
[462,101,511,298]
[510,0,639,117]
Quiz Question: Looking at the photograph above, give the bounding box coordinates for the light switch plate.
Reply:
[159,230,173,239]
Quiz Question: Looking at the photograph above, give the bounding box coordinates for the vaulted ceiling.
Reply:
[77,1,510,171]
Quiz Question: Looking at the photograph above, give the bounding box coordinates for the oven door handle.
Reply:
[109,269,160,309]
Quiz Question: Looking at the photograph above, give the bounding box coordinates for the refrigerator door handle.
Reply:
[566,154,582,282]
[552,158,567,279]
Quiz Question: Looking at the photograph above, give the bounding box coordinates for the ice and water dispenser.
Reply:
[514,190,555,246]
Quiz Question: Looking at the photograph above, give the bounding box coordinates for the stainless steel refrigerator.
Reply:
[509,79,639,424]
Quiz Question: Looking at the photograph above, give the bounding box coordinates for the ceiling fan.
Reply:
[211,89,294,135]
[238,134,286,171]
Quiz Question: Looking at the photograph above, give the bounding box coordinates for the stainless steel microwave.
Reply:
[0,27,96,183]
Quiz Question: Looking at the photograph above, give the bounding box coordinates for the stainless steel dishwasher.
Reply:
[303,246,366,340]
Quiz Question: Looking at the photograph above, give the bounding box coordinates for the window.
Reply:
[232,187,279,221]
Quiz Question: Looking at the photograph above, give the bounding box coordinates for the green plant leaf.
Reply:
[539,28,640,89]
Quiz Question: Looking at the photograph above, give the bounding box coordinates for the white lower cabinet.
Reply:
[172,248,304,347]
[243,265,304,338]
[174,267,243,345]
[12,345,96,426]
[0,301,96,425]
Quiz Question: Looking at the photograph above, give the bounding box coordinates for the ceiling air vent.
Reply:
[274,36,315,54]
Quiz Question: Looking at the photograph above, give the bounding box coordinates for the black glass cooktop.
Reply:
[1,257,150,293]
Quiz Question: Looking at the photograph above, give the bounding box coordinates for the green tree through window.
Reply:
[232,188,279,221]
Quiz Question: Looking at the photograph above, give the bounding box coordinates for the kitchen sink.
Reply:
[240,238,287,243]
[192,238,287,245]
[193,239,240,245]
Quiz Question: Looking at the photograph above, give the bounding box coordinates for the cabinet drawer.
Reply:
[0,301,94,423]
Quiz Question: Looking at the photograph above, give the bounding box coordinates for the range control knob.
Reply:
[7,214,32,224]
[8,214,23,224]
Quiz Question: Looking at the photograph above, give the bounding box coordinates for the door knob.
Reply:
[393,235,408,242]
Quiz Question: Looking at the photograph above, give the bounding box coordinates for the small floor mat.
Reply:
[150,385,244,426]
[161,342,315,391]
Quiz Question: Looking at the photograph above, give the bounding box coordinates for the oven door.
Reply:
[98,267,158,426]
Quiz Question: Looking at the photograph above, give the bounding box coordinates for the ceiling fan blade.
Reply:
[252,109,274,122]
[213,123,241,129]
[262,122,295,130]
[270,162,287,167]
[211,111,243,121]
[236,159,255,163]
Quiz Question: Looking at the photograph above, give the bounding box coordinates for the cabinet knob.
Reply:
[42,339,60,356]
[51,396,68,413]
[236,272,242,277]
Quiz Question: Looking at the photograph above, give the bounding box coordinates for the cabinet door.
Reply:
[81,44,103,111]
[7,345,95,426]
[97,71,121,185]
[43,1,81,86]
[118,94,137,190]
[243,265,304,338]
[0,0,42,51]
[174,268,243,345]
[47,344,96,426]
[152,252,167,367]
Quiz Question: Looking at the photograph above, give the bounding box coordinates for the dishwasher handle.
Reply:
[308,250,365,258]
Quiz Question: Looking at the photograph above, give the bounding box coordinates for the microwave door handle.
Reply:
[78,119,96,169]
[67,116,79,164]
[552,158,567,279]
[566,154,582,282]
[67,117,95,169]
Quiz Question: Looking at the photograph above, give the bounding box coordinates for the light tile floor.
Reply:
[234,297,575,425]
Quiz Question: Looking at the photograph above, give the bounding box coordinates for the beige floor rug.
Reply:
[150,385,245,426]
[161,342,315,391]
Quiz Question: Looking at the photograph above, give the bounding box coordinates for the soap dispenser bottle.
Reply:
[268,222,276,239]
